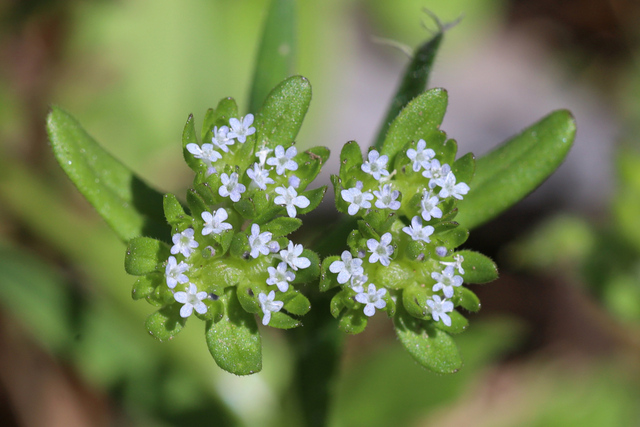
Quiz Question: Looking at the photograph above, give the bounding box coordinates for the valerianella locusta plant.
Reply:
[321,88,499,373]
[125,76,328,375]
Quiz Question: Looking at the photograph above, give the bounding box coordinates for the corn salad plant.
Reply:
[46,1,575,425]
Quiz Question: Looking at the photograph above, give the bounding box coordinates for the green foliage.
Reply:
[47,107,170,243]
[456,110,576,230]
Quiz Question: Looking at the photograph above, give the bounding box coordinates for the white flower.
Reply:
[373,184,401,210]
[361,150,389,180]
[420,190,443,221]
[201,208,232,236]
[355,284,387,317]
[279,241,311,270]
[329,251,364,284]
[266,262,295,292]
[431,266,463,298]
[349,274,368,293]
[171,228,199,258]
[440,254,465,275]
[165,256,189,289]
[248,224,276,258]
[227,114,256,143]
[255,146,273,166]
[422,160,450,188]
[258,290,284,326]
[402,216,434,243]
[211,125,234,152]
[367,232,394,266]
[186,143,222,175]
[426,295,454,326]
[406,139,435,172]
[247,163,274,190]
[174,283,208,318]
[266,145,298,175]
[274,185,310,218]
[433,171,470,200]
[341,181,373,216]
[219,172,246,202]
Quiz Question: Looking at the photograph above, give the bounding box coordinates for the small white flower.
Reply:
[361,150,389,180]
[186,143,222,175]
[247,163,274,190]
[440,254,465,275]
[201,208,232,236]
[267,145,298,175]
[426,295,454,326]
[258,290,284,326]
[248,224,276,258]
[274,185,310,218]
[431,266,463,298]
[329,251,364,284]
[355,284,387,317]
[171,228,199,258]
[420,190,443,221]
[349,274,368,293]
[165,256,189,289]
[341,181,373,216]
[402,216,434,243]
[434,171,470,200]
[211,125,234,152]
[227,114,256,143]
[406,139,436,172]
[367,232,394,266]
[422,160,450,188]
[219,172,246,202]
[174,283,208,318]
[267,262,295,292]
[255,146,273,166]
[373,184,401,210]
[279,241,311,271]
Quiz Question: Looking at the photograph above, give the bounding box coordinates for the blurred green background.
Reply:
[1,0,640,426]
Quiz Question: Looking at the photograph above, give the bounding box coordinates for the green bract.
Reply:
[323,88,497,373]
[124,76,327,375]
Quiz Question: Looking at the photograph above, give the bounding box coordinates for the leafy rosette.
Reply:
[125,76,328,375]
[321,88,498,373]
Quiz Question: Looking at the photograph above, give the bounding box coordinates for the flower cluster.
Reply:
[128,101,327,338]
[323,136,477,333]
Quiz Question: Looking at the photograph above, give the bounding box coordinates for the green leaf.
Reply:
[456,110,576,230]
[47,106,170,242]
[433,310,469,335]
[458,250,498,284]
[437,226,469,249]
[205,288,262,375]
[339,310,368,334]
[457,287,481,313]
[262,217,302,237]
[452,152,476,185]
[125,237,171,275]
[393,305,462,373]
[255,75,312,149]
[374,30,443,150]
[292,250,320,283]
[380,88,448,163]
[182,114,201,172]
[339,141,363,183]
[298,186,326,216]
[163,193,190,226]
[131,273,163,300]
[282,291,311,316]
[201,108,216,142]
[145,306,186,342]
[248,0,296,113]
[320,256,340,292]
[268,311,302,329]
